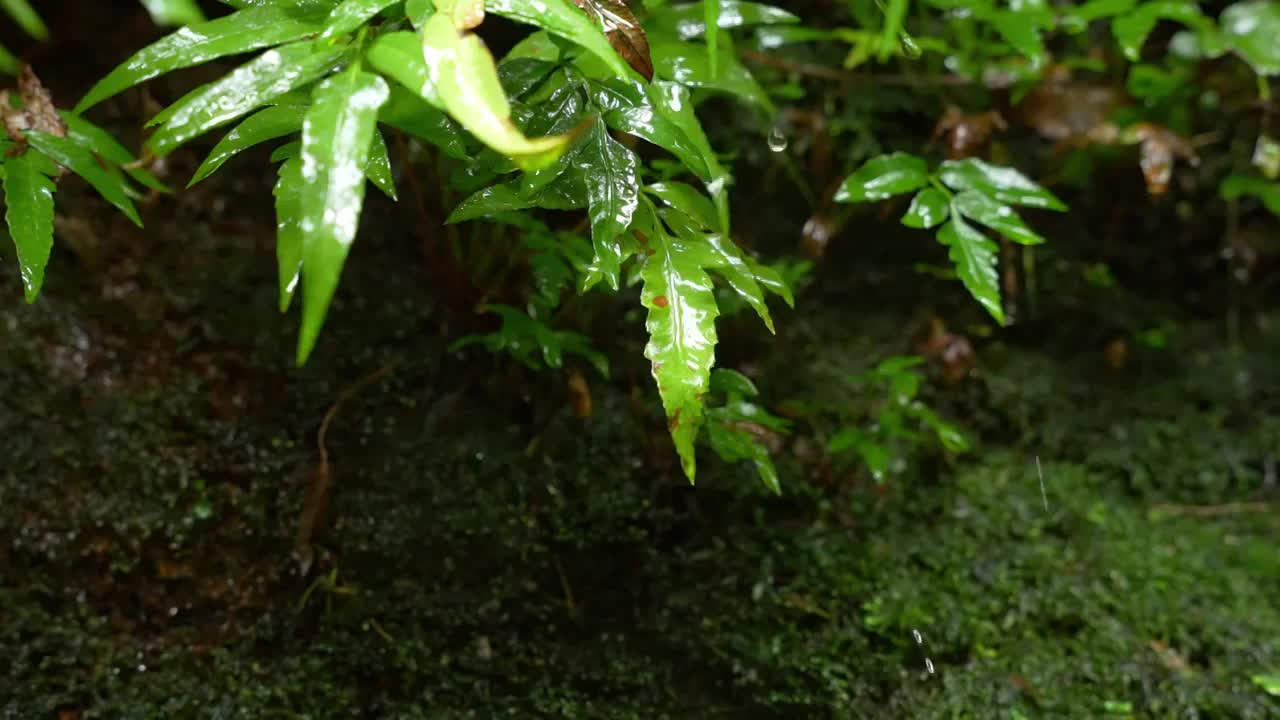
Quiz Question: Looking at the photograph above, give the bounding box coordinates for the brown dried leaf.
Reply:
[575,0,653,81]
[566,368,593,417]
[3,65,68,147]
[913,317,975,385]
[1012,67,1125,144]
[1127,122,1197,196]
[931,105,1007,159]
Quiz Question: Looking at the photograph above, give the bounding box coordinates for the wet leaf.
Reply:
[746,258,794,307]
[705,411,784,494]
[294,68,390,364]
[499,57,560,100]
[647,181,721,232]
[422,13,574,170]
[952,190,1044,245]
[146,41,349,157]
[834,152,929,203]
[366,31,446,107]
[271,140,302,163]
[828,427,890,481]
[377,85,469,159]
[658,1,799,39]
[447,180,540,222]
[902,188,949,228]
[139,0,206,26]
[365,129,397,200]
[1253,674,1280,696]
[58,112,170,192]
[644,81,731,229]
[663,209,774,332]
[76,6,329,113]
[1220,175,1280,215]
[986,10,1045,64]
[451,304,608,376]
[406,0,436,27]
[24,131,143,226]
[273,156,304,312]
[322,0,399,38]
[574,0,654,81]
[638,202,720,482]
[937,213,1003,324]
[1,150,56,301]
[590,77,712,181]
[938,158,1066,210]
[578,120,640,291]
[710,367,758,397]
[650,38,773,112]
[1222,0,1280,75]
[518,78,589,197]
[1112,1,1213,62]
[191,104,307,185]
[1068,0,1136,24]
[487,0,639,80]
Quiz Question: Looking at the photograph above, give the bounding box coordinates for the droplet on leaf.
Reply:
[767,125,788,153]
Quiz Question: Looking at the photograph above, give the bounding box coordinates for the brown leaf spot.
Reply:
[653,295,669,308]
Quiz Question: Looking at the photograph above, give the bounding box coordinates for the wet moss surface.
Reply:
[3,185,1280,720]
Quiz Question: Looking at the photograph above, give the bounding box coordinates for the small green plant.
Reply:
[4,0,1278,494]
[827,356,968,482]
[0,0,800,487]
[2,67,166,301]
[702,368,791,494]
[835,153,1065,324]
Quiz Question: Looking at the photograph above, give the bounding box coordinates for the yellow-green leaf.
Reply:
[421,12,573,170]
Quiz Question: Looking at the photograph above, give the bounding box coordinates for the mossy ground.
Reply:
[3,175,1279,719]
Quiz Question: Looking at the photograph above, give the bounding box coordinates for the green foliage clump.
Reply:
[2,0,1279,492]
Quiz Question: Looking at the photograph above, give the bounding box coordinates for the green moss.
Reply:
[3,207,1280,717]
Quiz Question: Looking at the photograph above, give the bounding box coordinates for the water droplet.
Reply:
[900,34,923,59]
[912,629,923,644]
[924,657,935,674]
[767,126,788,153]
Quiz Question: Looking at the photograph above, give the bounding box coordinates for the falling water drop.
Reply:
[912,628,935,675]
[767,125,788,153]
